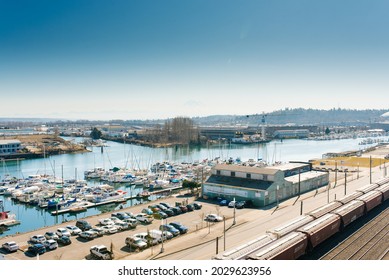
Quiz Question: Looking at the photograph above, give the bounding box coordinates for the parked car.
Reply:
[205,214,223,222]
[219,199,229,206]
[163,208,175,216]
[114,220,129,231]
[122,218,138,229]
[149,229,173,241]
[193,202,202,209]
[153,211,168,219]
[135,213,153,224]
[90,245,114,260]
[178,205,188,213]
[27,243,46,256]
[89,227,104,237]
[57,236,72,246]
[141,208,153,215]
[235,201,246,209]
[125,236,148,250]
[56,227,71,237]
[101,224,118,234]
[157,204,168,211]
[228,200,236,208]
[159,202,173,209]
[159,224,180,236]
[43,239,58,250]
[134,232,160,245]
[148,205,161,213]
[2,241,19,252]
[124,212,136,219]
[186,204,195,211]
[110,216,121,223]
[76,220,92,231]
[171,207,182,215]
[169,222,188,234]
[44,231,59,241]
[65,225,82,235]
[99,218,114,226]
[78,230,97,240]
[111,212,131,220]
[30,234,46,244]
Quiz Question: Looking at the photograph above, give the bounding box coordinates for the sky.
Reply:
[1,0,389,120]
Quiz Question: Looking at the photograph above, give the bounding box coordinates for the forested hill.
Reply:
[193,108,389,126]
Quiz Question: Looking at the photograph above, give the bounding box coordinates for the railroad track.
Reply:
[321,207,389,260]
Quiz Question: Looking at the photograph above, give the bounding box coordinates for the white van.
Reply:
[149,229,173,241]
[134,232,161,245]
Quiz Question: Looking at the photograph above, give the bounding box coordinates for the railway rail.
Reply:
[320,207,389,260]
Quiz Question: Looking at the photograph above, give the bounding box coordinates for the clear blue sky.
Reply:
[1,0,389,120]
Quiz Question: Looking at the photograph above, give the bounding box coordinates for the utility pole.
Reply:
[232,198,236,225]
[344,170,347,196]
[300,201,303,215]
[370,156,372,184]
[334,161,338,187]
[276,185,279,207]
[357,162,360,180]
[160,219,164,253]
[223,216,226,251]
[298,169,301,196]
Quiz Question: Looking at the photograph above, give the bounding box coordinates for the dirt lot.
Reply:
[312,144,389,169]
[3,134,88,154]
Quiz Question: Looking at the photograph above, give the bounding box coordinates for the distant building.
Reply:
[273,129,310,139]
[0,140,21,156]
[202,162,329,207]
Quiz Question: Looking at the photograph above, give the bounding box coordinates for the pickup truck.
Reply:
[89,245,114,260]
[135,213,154,224]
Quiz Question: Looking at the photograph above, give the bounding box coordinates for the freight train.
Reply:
[213,177,389,260]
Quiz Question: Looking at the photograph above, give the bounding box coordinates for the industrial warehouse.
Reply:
[202,162,329,207]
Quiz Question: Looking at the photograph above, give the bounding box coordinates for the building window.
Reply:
[231,171,235,177]
[216,170,221,175]
[263,175,268,181]
[246,173,251,179]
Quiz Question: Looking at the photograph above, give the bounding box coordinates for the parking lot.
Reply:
[0,193,248,260]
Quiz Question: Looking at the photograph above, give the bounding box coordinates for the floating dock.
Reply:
[50,186,182,216]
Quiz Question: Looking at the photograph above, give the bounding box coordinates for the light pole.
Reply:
[160,219,164,253]
[370,156,372,184]
[357,162,360,180]
[276,185,279,207]
[344,170,347,196]
[232,197,236,225]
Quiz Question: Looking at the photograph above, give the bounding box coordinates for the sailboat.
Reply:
[0,201,20,227]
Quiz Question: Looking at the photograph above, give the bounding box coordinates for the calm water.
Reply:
[0,136,380,237]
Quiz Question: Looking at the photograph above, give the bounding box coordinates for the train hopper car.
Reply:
[307,201,343,219]
[336,191,363,205]
[296,213,341,249]
[213,234,276,260]
[247,232,308,260]
[331,200,365,228]
[266,215,314,239]
[376,183,389,201]
[355,191,383,212]
[374,177,389,186]
[356,183,380,194]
